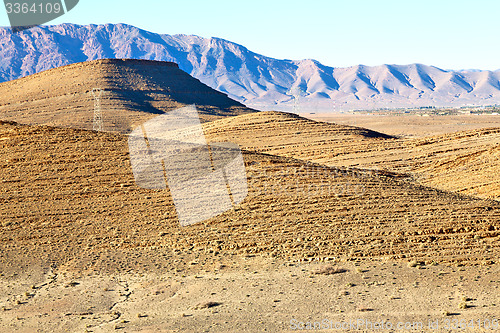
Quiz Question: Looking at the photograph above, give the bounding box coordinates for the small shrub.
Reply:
[194,301,221,310]
[408,260,419,268]
[312,265,347,275]
[357,306,373,312]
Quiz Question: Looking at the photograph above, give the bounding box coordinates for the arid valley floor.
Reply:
[0,60,498,332]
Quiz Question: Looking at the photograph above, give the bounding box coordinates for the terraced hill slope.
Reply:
[1,120,498,276]
[402,129,500,200]
[0,59,255,133]
[1,60,499,333]
[203,111,403,167]
[203,111,500,200]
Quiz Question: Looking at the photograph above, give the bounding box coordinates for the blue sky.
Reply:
[1,0,499,70]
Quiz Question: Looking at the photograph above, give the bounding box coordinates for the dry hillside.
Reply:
[0,60,499,332]
[0,59,255,133]
[1,120,499,276]
[203,111,500,200]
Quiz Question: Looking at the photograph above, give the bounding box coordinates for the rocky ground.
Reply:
[0,256,498,332]
[0,112,499,332]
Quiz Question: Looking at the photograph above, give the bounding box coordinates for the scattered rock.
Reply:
[193,301,221,310]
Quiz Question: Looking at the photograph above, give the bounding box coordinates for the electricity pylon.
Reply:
[91,88,103,131]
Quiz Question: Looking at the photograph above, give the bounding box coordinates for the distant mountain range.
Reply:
[1,23,500,112]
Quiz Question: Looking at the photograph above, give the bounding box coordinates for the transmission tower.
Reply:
[287,86,306,114]
[91,88,103,131]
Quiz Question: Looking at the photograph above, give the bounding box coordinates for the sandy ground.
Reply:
[1,58,499,332]
[0,255,498,332]
[307,114,500,138]
[1,115,499,332]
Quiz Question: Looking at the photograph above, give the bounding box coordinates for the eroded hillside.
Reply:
[1,121,499,277]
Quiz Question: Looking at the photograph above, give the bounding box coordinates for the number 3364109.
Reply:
[5,2,62,14]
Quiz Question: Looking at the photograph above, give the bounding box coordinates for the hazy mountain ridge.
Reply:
[1,23,500,111]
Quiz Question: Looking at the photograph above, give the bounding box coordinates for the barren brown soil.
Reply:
[0,59,255,133]
[204,111,500,200]
[308,113,500,138]
[0,119,499,331]
[0,60,499,332]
